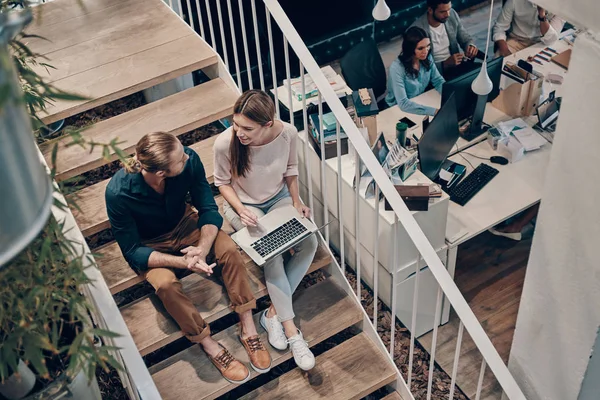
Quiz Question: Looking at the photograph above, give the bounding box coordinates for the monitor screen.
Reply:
[418,93,460,181]
[441,56,504,122]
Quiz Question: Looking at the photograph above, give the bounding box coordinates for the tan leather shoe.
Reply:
[209,346,250,384]
[240,335,272,373]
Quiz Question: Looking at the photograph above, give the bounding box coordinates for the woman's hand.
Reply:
[239,207,259,227]
[294,202,311,218]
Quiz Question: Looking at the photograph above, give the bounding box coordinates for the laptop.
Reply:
[536,97,560,137]
[231,205,321,266]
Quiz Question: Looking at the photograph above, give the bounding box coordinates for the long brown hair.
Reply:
[122,132,180,174]
[230,90,275,178]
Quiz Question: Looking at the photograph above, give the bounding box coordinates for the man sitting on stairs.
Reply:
[105,132,271,384]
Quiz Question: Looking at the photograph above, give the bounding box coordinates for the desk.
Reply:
[376,37,572,157]
[271,65,352,114]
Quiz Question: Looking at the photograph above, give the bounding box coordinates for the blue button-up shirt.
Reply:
[385,55,445,116]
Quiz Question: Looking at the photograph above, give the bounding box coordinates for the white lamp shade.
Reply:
[471,60,493,96]
[372,0,391,21]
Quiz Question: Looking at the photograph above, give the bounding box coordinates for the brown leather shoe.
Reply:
[240,335,272,373]
[209,346,250,384]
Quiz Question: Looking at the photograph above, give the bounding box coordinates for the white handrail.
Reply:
[261,0,525,398]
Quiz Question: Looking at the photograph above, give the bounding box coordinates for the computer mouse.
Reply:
[490,156,509,165]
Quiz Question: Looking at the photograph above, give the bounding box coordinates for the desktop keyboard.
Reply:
[250,218,308,258]
[449,164,499,206]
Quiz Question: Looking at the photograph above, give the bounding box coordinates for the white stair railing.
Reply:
[163,1,527,398]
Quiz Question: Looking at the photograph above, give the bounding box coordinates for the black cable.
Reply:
[457,152,475,170]
[461,151,490,161]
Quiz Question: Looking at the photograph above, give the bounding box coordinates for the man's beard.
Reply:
[433,14,449,24]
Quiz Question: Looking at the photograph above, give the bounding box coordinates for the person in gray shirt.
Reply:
[410,0,481,79]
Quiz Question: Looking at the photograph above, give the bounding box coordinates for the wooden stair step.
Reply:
[38,34,218,124]
[239,332,398,400]
[42,78,236,182]
[97,198,233,295]
[68,136,219,237]
[121,244,331,356]
[149,278,362,400]
[381,392,403,400]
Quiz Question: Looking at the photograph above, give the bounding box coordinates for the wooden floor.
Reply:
[419,228,534,400]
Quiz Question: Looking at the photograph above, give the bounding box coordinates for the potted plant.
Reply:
[0,3,126,399]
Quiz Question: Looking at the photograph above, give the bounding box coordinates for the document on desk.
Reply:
[497,118,528,135]
[511,126,547,151]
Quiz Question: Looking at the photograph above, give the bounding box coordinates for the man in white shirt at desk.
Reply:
[493,0,565,57]
[410,0,480,79]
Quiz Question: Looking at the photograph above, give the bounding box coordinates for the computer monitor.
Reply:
[418,93,460,181]
[441,56,504,139]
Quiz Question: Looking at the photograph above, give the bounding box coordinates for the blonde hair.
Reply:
[123,132,180,174]
[230,90,275,178]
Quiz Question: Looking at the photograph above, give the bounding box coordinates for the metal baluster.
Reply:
[354,151,360,297]
[175,0,184,19]
[427,286,445,400]
[194,0,206,39]
[251,0,264,91]
[185,0,193,26]
[300,62,314,217]
[226,0,242,89]
[204,0,217,48]
[336,117,344,273]
[389,215,398,355]
[265,6,279,117]
[318,92,328,242]
[449,321,464,400]
[238,0,252,89]
[168,0,173,9]
[215,0,229,68]
[283,37,293,125]
[372,184,380,326]
[475,359,487,400]
[408,253,422,387]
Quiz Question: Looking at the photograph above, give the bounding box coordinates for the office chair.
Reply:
[340,39,387,108]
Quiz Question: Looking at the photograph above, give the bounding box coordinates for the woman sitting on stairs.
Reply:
[214,89,318,371]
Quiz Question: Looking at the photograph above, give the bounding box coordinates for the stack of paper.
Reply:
[497,118,546,152]
[283,66,346,101]
[511,127,547,151]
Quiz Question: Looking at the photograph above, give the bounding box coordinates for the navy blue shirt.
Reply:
[105,147,223,272]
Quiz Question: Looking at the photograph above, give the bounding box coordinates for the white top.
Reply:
[429,23,451,64]
[493,0,565,44]
[213,121,299,205]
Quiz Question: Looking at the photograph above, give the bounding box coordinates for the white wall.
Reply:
[507,31,600,400]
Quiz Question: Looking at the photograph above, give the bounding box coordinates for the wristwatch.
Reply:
[538,15,548,22]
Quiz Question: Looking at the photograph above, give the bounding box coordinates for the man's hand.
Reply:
[466,45,478,59]
[185,254,216,276]
[181,245,205,260]
[496,40,512,57]
[238,207,259,227]
[293,202,311,218]
[444,53,464,67]
[537,7,546,17]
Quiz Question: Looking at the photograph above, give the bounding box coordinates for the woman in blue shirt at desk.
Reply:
[386,26,445,116]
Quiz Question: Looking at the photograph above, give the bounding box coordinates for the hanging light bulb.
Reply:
[471,0,494,96]
[372,0,391,21]
[472,59,493,95]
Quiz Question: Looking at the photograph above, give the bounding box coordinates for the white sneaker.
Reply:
[260,310,287,351]
[287,330,315,371]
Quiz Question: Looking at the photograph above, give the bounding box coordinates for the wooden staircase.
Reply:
[28,0,404,398]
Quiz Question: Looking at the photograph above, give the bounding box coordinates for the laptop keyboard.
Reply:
[250,218,308,258]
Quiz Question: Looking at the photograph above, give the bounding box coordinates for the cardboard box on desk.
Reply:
[492,71,543,117]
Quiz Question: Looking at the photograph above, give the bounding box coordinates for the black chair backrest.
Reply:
[340,39,387,100]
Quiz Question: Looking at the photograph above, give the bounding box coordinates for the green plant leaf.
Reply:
[91,328,121,339]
